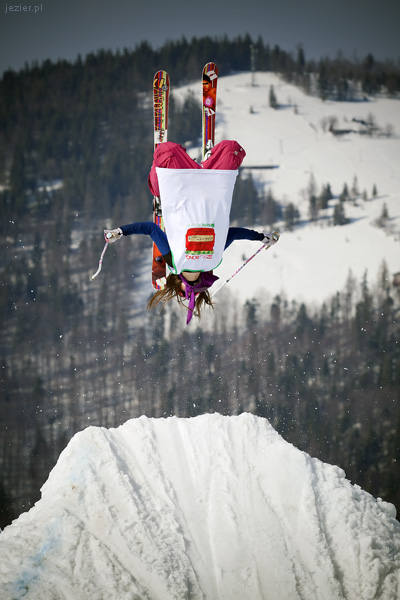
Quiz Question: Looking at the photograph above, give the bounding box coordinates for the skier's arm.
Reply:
[224,227,264,249]
[120,222,171,256]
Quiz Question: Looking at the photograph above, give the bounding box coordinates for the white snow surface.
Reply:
[1,413,400,600]
[170,72,400,307]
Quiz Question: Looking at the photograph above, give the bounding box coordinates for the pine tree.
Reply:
[351,175,359,200]
[355,271,374,346]
[339,183,350,202]
[333,200,348,225]
[307,173,317,198]
[284,203,299,231]
[244,299,259,329]
[263,189,281,226]
[319,183,333,209]
[10,145,27,217]
[296,45,306,75]
[318,61,330,100]
[309,195,319,222]
[376,203,389,228]
[269,85,278,109]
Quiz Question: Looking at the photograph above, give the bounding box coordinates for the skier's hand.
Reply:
[104,228,123,243]
[261,231,280,246]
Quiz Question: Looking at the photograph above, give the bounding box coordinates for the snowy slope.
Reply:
[168,72,400,307]
[1,413,400,600]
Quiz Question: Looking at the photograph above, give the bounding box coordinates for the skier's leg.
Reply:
[201,140,246,170]
[148,142,200,196]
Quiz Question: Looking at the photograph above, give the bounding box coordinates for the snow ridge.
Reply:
[1,413,399,600]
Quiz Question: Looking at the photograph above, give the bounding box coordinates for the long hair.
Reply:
[147,273,214,320]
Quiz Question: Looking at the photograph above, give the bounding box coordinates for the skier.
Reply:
[104,140,277,323]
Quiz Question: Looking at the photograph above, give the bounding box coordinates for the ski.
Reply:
[152,70,170,290]
[202,62,218,159]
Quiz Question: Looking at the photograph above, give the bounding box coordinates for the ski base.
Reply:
[202,62,218,159]
[152,70,170,290]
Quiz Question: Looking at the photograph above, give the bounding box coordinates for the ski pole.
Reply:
[90,240,110,281]
[212,232,279,298]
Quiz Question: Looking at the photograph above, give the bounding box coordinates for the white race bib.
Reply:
[156,167,238,273]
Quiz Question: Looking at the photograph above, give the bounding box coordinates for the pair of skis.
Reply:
[91,63,218,284]
[151,62,218,289]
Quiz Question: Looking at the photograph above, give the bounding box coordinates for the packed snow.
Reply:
[1,413,400,600]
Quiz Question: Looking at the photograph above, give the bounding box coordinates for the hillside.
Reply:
[1,413,400,600]
[154,71,400,307]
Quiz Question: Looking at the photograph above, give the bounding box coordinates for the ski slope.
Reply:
[171,72,400,307]
[1,413,399,600]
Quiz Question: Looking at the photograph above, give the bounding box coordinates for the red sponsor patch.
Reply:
[185,227,215,255]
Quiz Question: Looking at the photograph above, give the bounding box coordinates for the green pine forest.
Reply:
[0,36,399,527]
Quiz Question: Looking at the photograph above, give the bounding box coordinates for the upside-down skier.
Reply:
[104,140,278,324]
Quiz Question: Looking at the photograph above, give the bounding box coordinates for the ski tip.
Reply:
[152,277,167,290]
[203,62,218,73]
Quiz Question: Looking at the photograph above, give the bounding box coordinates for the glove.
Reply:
[104,228,123,243]
[261,231,280,246]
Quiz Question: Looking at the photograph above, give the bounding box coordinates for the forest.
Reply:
[0,35,399,527]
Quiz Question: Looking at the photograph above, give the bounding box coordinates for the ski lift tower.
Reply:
[250,44,258,87]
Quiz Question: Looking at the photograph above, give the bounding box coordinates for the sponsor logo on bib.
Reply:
[185,226,215,256]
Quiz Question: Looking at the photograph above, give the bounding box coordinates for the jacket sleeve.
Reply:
[120,222,171,257]
[224,227,264,249]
